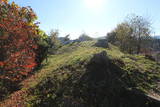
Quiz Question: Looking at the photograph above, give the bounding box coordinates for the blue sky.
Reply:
[10,0,160,39]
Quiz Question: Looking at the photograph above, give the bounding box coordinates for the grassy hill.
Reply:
[0,41,160,107]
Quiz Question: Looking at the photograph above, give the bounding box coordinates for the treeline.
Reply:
[107,14,154,54]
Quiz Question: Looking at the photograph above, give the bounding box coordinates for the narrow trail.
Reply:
[0,90,28,107]
[0,73,39,107]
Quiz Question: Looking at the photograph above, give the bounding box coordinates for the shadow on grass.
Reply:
[27,51,160,107]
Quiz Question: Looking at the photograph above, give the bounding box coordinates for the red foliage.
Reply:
[0,0,41,82]
[0,61,4,66]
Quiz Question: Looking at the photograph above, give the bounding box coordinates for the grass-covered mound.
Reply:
[0,41,160,107]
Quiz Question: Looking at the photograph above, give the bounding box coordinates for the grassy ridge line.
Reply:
[1,41,160,106]
[0,41,108,106]
[21,41,123,90]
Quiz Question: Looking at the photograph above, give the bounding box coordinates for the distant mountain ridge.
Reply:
[154,35,160,39]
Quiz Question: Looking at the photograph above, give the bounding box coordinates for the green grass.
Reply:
[1,40,160,106]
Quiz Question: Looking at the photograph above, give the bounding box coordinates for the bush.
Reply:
[0,0,47,82]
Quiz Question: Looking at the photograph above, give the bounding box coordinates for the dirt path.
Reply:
[0,90,28,107]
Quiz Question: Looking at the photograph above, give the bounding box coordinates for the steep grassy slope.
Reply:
[0,41,160,107]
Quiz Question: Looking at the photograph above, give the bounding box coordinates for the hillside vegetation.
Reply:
[1,41,160,107]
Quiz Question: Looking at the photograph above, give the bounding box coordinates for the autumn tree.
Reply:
[78,33,93,41]
[64,34,70,42]
[116,22,135,53]
[107,31,117,44]
[107,14,152,54]
[0,0,48,82]
[127,15,151,54]
[48,29,61,49]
